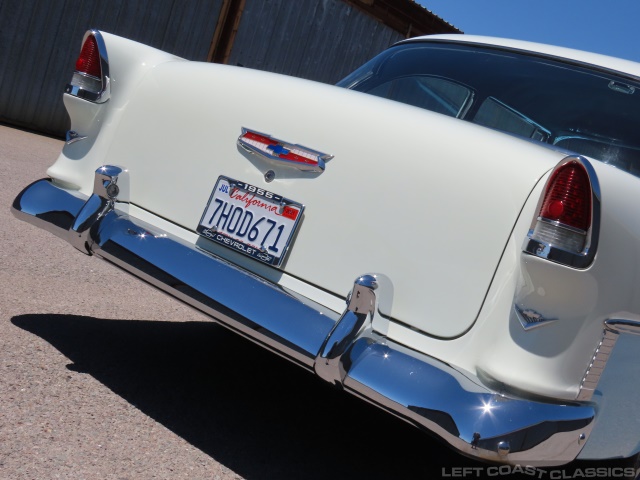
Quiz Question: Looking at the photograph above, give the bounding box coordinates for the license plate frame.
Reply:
[197,176,304,267]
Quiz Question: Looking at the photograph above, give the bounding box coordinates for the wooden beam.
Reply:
[207,0,246,64]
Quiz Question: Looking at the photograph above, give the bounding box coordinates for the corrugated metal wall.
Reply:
[228,0,404,84]
[0,0,413,137]
[0,0,223,136]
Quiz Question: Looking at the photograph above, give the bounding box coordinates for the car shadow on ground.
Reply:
[11,314,634,480]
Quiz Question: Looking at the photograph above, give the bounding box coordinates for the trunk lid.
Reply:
[104,62,560,337]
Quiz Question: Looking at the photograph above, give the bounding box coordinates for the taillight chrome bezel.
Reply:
[523,155,601,269]
[65,29,110,103]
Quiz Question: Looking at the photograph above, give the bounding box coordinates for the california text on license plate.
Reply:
[197,176,304,266]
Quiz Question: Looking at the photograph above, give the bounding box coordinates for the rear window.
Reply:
[338,42,640,177]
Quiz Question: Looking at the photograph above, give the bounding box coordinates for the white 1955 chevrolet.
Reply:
[12,29,640,467]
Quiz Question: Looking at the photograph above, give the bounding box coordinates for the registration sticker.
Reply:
[197,176,304,266]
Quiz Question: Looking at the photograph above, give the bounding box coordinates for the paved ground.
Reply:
[0,125,636,479]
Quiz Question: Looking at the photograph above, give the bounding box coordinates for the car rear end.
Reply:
[12,30,640,466]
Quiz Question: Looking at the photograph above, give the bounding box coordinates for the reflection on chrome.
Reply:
[65,130,87,145]
[479,399,495,415]
[127,227,167,240]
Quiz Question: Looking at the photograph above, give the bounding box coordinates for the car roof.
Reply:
[404,34,640,80]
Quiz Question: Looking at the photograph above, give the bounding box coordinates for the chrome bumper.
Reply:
[12,168,599,466]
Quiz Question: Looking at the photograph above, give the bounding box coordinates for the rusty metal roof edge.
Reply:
[345,0,462,37]
[408,0,463,33]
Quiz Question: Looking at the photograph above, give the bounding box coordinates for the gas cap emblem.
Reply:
[238,128,333,174]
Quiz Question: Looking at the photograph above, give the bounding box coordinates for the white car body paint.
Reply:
[46,32,640,405]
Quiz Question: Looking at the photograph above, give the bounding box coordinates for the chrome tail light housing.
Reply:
[524,156,601,268]
[65,29,110,103]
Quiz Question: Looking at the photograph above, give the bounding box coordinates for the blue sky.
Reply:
[417,0,640,63]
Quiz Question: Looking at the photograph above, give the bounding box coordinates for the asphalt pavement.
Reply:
[1,125,635,480]
[0,124,447,479]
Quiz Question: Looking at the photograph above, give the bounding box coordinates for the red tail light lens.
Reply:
[539,162,591,231]
[525,156,600,268]
[65,30,109,103]
[527,157,598,262]
[75,35,102,78]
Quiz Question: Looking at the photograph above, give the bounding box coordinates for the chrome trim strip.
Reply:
[523,155,601,269]
[577,317,640,401]
[65,29,110,104]
[12,169,598,466]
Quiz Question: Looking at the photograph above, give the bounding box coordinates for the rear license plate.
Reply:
[197,176,304,266]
